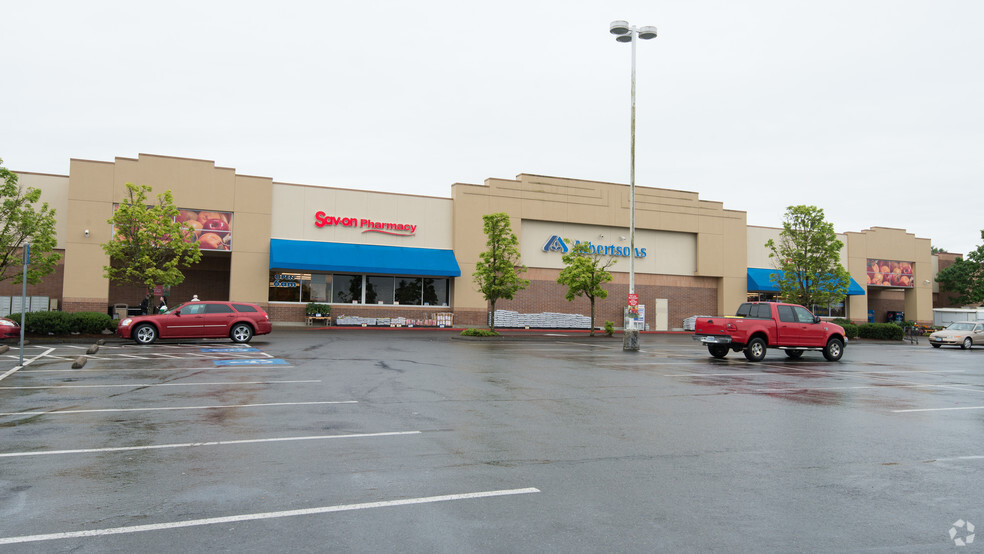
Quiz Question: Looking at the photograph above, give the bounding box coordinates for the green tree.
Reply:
[765,205,849,308]
[935,230,984,305]
[102,183,202,305]
[473,213,529,331]
[557,240,616,336]
[0,158,61,284]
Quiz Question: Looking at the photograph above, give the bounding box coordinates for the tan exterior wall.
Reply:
[61,154,272,312]
[16,172,70,248]
[520,220,697,275]
[16,153,943,327]
[845,227,933,324]
[451,174,746,326]
[746,226,849,270]
[270,183,453,248]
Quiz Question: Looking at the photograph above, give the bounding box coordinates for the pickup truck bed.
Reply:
[693,302,847,362]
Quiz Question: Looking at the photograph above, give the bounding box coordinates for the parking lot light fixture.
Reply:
[610,20,656,350]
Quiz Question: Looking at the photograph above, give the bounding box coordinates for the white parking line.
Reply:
[0,400,356,416]
[926,455,984,462]
[0,380,322,390]
[0,348,55,383]
[893,406,984,413]
[0,430,421,458]
[19,365,288,373]
[755,384,970,393]
[0,487,539,545]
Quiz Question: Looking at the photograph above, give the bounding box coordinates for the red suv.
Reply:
[117,301,272,344]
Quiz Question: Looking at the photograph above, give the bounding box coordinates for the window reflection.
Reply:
[395,278,422,305]
[334,274,363,304]
[269,272,449,306]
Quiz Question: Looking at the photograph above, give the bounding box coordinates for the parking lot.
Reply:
[0,330,982,552]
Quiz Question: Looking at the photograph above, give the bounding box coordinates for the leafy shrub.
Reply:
[22,311,73,335]
[305,302,331,316]
[828,318,858,339]
[7,311,116,334]
[858,322,904,341]
[71,312,115,334]
[460,328,499,337]
[604,320,615,337]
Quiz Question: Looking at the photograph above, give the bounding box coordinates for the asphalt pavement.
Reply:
[0,329,982,552]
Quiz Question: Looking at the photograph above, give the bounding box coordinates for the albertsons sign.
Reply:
[543,235,647,258]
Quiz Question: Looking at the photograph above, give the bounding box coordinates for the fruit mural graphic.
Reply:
[176,209,233,251]
[866,258,913,288]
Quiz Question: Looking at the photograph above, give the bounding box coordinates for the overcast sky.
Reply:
[3,1,982,255]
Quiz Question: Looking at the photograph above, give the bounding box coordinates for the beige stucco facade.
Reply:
[9,153,943,327]
[845,227,933,323]
[60,154,272,312]
[451,174,748,323]
[271,183,453,249]
[745,224,939,322]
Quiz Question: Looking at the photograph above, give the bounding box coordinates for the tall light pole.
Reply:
[610,20,656,351]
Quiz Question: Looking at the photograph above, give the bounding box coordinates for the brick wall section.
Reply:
[268,303,306,322]
[62,299,110,313]
[107,256,232,310]
[866,289,905,322]
[935,252,965,308]
[0,251,65,308]
[488,268,718,329]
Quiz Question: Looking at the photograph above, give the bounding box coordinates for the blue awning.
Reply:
[747,268,865,296]
[270,239,461,277]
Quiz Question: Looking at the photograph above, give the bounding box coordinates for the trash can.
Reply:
[113,304,128,320]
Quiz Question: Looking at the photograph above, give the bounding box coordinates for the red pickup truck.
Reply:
[693,302,847,362]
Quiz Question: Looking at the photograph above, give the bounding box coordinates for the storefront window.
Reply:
[309,274,329,302]
[809,301,845,318]
[334,274,363,303]
[366,276,394,304]
[269,272,302,302]
[269,272,450,306]
[299,274,312,302]
[395,278,422,305]
[423,278,448,306]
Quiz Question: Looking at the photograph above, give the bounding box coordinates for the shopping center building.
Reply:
[5,153,949,328]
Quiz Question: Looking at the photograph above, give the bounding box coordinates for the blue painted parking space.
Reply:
[213,358,288,366]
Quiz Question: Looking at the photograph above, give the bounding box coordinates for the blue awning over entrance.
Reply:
[747,268,865,296]
[270,239,461,277]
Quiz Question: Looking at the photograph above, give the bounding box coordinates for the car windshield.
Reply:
[946,322,974,331]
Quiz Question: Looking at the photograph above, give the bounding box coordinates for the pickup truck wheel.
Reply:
[784,350,804,359]
[707,344,729,359]
[743,337,767,362]
[822,338,844,361]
